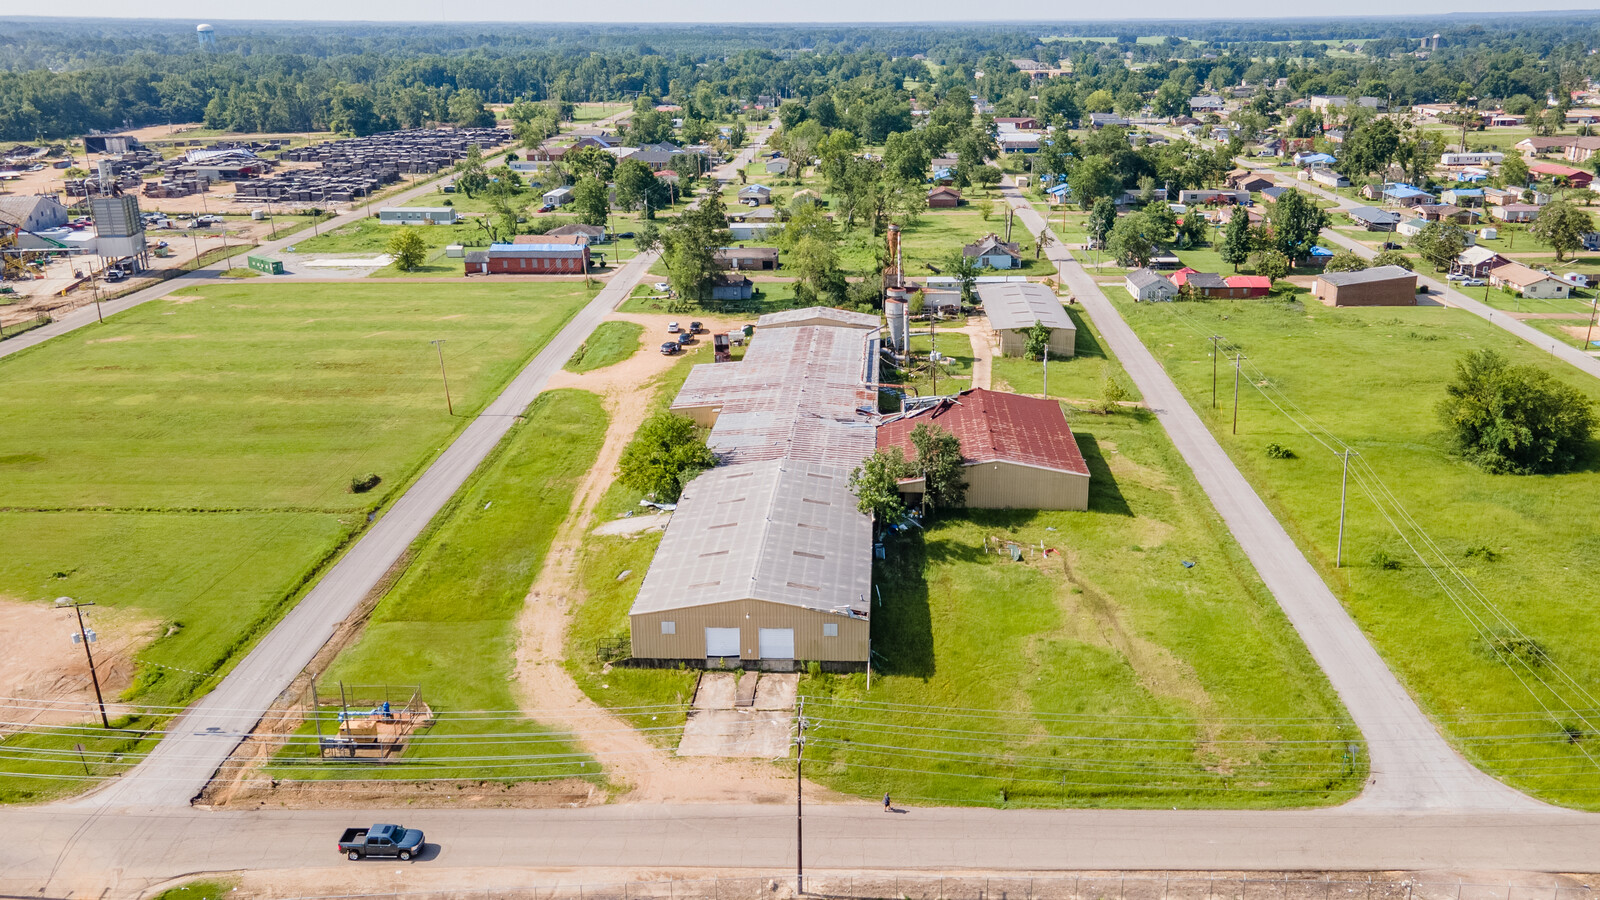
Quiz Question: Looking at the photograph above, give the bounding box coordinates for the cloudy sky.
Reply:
[2,0,1592,23]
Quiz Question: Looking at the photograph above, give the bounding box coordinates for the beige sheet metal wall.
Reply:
[996,326,1076,358]
[631,598,869,663]
[900,461,1089,511]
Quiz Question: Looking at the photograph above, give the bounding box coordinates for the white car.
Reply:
[667,322,681,334]
[653,282,671,292]
[1446,272,1469,282]
[1461,278,1485,287]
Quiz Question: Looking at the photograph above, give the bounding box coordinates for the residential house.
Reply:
[996,132,1042,153]
[714,246,780,271]
[378,207,458,225]
[1440,188,1484,208]
[964,233,1023,270]
[1530,162,1594,187]
[1492,204,1541,223]
[1490,262,1571,299]
[1397,218,1428,237]
[737,184,772,206]
[1453,246,1508,277]
[1170,269,1252,298]
[1189,96,1226,114]
[1416,204,1480,225]
[1347,206,1402,231]
[1177,189,1251,206]
[544,223,608,244]
[1224,171,1275,192]
[1087,113,1129,129]
[766,158,797,176]
[1225,275,1273,297]
[1516,136,1578,157]
[1309,168,1350,189]
[927,186,962,209]
[1312,266,1419,307]
[1564,136,1600,163]
[994,116,1039,131]
[1383,184,1434,207]
[1125,268,1178,301]
[1294,151,1338,168]
[542,186,574,208]
[978,282,1075,356]
[710,273,753,301]
[1260,186,1289,203]
[877,389,1090,511]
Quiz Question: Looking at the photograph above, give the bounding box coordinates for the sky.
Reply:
[4,0,1599,23]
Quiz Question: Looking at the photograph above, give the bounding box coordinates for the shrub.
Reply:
[1264,442,1296,459]
[350,473,381,493]
[617,411,716,503]
[1436,349,1596,475]
[1370,549,1402,570]
[1463,545,1499,562]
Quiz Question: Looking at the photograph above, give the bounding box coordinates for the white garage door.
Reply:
[705,627,741,658]
[759,628,795,660]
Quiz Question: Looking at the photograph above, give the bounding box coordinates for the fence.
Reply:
[252,873,1595,900]
[0,312,50,341]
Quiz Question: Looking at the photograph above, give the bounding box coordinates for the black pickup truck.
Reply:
[337,824,425,861]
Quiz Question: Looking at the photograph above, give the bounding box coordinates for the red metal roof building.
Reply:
[876,388,1090,510]
[1225,275,1273,296]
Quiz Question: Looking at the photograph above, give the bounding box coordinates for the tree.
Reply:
[1096,364,1131,414]
[386,228,427,272]
[727,121,746,148]
[972,164,1002,192]
[1266,189,1329,259]
[849,447,913,522]
[563,145,616,183]
[1371,250,1414,269]
[447,89,494,127]
[1254,248,1291,283]
[944,250,980,305]
[1088,198,1117,249]
[1530,200,1595,261]
[661,188,731,301]
[614,158,659,213]
[616,411,717,502]
[909,423,967,513]
[1410,221,1470,272]
[1499,154,1531,189]
[1436,349,1595,475]
[1024,322,1053,361]
[455,144,489,198]
[571,175,609,228]
[1033,227,1053,260]
[1220,211,1254,272]
[1324,251,1369,272]
[1107,212,1157,268]
[1144,202,1178,245]
[1071,156,1121,210]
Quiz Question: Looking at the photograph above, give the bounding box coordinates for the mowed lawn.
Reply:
[800,374,1358,810]
[0,281,592,712]
[1114,294,1600,808]
[269,390,606,783]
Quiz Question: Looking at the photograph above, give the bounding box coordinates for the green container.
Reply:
[246,255,284,275]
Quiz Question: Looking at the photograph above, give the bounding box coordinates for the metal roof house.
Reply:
[378,207,458,225]
[1347,206,1402,231]
[1125,268,1178,301]
[630,309,881,668]
[877,389,1090,511]
[978,282,1075,357]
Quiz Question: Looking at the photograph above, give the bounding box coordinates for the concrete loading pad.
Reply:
[677,672,796,758]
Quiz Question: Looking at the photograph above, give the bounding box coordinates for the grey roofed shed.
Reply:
[1315,264,1417,286]
[978,282,1074,331]
[628,458,871,617]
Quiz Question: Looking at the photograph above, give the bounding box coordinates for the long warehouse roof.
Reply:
[978,282,1075,332]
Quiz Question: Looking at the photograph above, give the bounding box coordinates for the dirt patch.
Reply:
[593,513,670,537]
[0,598,156,731]
[218,775,598,810]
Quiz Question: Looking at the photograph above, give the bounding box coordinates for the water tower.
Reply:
[196,24,216,49]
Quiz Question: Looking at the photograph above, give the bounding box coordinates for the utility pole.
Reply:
[795,696,805,896]
[1042,345,1048,397]
[1583,298,1599,352]
[1336,449,1353,568]
[1210,335,1222,408]
[1232,353,1245,435]
[56,598,109,728]
[430,339,454,415]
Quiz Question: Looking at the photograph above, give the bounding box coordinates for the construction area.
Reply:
[310,685,435,760]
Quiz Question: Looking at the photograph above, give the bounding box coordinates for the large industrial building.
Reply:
[628,307,880,669]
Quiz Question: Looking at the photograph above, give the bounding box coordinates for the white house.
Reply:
[1125,268,1177,301]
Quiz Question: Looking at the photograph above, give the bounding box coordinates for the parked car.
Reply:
[653,282,671,292]
[667,322,681,334]
[1381,242,1402,250]
[337,824,425,861]
[1461,278,1485,287]
[689,321,703,334]
[538,203,556,213]
[617,231,636,239]
[677,332,694,346]
[660,341,681,355]
[1446,272,1469,282]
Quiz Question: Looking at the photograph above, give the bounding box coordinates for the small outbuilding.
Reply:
[978,282,1075,357]
[927,186,962,209]
[710,273,754,301]
[379,207,458,225]
[542,186,574,208]
[1312,265,1419,307]
[714,246,779,271]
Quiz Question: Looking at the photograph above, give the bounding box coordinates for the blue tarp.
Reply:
[1046,183,1071,197]
[1298,152,1337,165]
[1309,246,1335,257]
[1384,185,1432,199]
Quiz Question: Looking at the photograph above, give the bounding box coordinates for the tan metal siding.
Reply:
[631,598,868,662]
[996,327,1076,358]
[963,461,1089,510]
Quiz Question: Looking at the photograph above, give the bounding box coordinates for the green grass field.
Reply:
[565,321,645,373]
[1112,293,1600,808]
[267,389,606,783]
[0,281,592,800]
[799,397,1361,808]
[991,301,1144,404]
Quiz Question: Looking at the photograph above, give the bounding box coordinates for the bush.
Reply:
[1436,349,1596,474]
[617,411,716,502]
[1370,549,1402,570]
[1264,442,1296,459]
[350,473,381,493]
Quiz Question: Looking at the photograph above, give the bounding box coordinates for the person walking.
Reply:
[882,792,891,812]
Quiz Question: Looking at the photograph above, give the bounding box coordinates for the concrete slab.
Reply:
[691,672,737,710]
[753,673,798,710]
[676,709,793,758]
[592,512,670,536]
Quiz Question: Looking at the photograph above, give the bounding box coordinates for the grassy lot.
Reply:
[1112,293,1600,808]
[289,217,486,259]
[570,102,631,124]
[0,281,592,800]
[565,321,644,373]
[800,398,1362,808]
[991,300,1144,404]
[267,390,605,783]
[618,281,798,318]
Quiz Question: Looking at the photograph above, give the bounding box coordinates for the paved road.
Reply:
[1239,161,1600,380]
[1000,180,1537,812]
[6,801,1597,898]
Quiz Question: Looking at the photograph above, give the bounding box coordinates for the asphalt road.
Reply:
[6,801,1598,898]
[1000,180,1537,812]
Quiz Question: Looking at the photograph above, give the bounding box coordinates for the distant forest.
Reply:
[3,15,1600,141]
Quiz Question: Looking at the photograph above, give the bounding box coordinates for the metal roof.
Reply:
[878,389,1089,477]
[629,459,871,617]
[1317,265,1417,287]
[487,243,586,256]
[978,282,1075,332]
[1125,268,1172,290]
[758,306,880,330]
[1348,206,1400,224]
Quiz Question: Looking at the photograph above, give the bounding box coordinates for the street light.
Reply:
[55,597,110,728]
